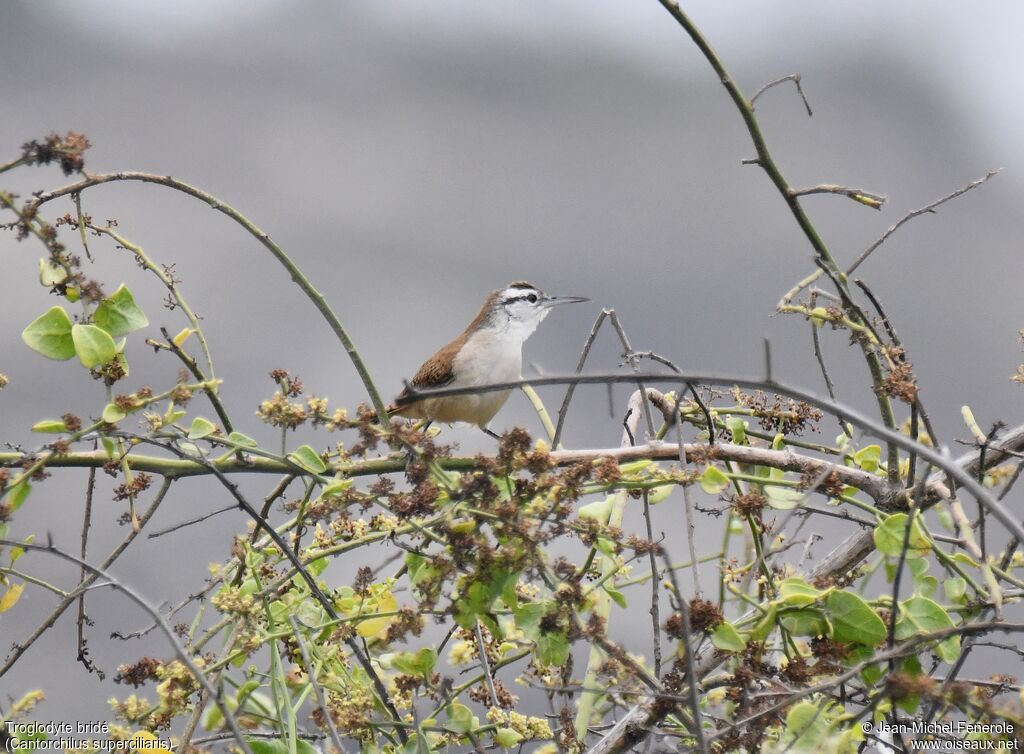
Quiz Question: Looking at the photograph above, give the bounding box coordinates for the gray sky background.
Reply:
[1,0,1022,730]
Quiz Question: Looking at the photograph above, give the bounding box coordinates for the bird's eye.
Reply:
[527,294,538,303]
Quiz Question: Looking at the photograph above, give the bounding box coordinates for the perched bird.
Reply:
[389,281,588,434]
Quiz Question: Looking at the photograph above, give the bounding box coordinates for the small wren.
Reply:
[390,281,588,433]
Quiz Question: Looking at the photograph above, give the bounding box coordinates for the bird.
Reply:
[388,281,588,436]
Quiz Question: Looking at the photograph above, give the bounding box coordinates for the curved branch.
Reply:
[27,171,388,420]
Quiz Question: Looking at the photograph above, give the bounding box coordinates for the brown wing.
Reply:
[409,338,462,389]
[391,336,467,416]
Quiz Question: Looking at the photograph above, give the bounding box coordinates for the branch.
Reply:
[26,171,388,420]
[847,169,1001,274]
[790,184,886,210]
[750,73,813,116]
[0,441,903,507]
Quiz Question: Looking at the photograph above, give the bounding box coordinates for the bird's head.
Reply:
[485,281,589,340]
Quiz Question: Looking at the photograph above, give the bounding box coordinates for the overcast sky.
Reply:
[3,0,1023,728]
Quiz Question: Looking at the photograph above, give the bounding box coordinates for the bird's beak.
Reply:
[542,295,589,308]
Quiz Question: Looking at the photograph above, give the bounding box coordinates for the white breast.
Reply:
[425,330,520,428]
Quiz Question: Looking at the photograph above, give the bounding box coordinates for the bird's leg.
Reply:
[483,427,501,440]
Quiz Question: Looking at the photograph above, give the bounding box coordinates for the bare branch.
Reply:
[847,169,1001,274]
[750,73,813,117]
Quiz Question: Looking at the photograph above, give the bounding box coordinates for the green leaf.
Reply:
[102,402,127,423]
[163,404,186,426]
[226,431,259,448]
[22,306,75,360]
[535,630,570,667]
[874,513,931,559]
[778,577,822,607]
[914,575,939,600]
[578,495,613,522]
[307,556,329,577]
[31,419,69,433]
[445,702,476,734]
[710,621,747,652]
[726,418,747,445]
[7,482,31,512]
[513,602,548,640]
[894,596,960,663]
[646,483,673,505]
[784,701,831,748]
[943,577,967,604]
[39,257,68,286]
[780,608,829,637]
[748,604,777,642]
[188,417,217,439]
[698,466,729,494]
[71,323,116,368]
[897,655,923,714]
[235,679,261,705]
[494,728,523,749]
[764,483,803,510]
[853,444,882,472]
[618,459,653,475]
[93,283,149,337]
[605,586,627,609]
[391,647,438,678]
[826,590,886,646]
[8,535,32,567]
[247,740,290,754]
[289,444,327,474]
[320,478,352,497]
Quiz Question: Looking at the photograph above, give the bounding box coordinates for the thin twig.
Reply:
[156,326,234,433]
[672,388,702,596]
[809,292,850,438]
[642,489,662,680]
[790,183,886,209]
[632,351,715,444]
[750,73,813,116]
[847,169,1001,274]
[553,310,609,448]
[659,550,709,754]
[76,459,100,676]
[475,621,501,709]
[147,504,238,539]
[608,311,657,442]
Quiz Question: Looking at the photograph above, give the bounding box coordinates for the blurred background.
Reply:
[1,0,1022,730]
